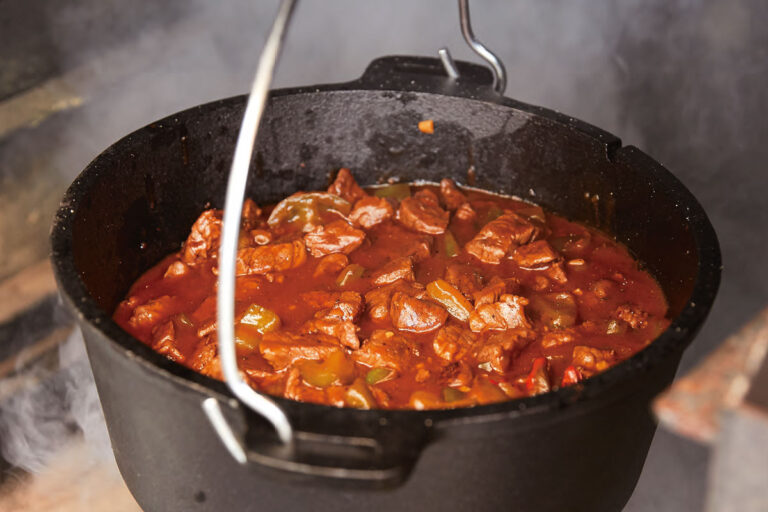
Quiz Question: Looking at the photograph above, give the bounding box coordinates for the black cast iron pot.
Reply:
[50,56,720,512]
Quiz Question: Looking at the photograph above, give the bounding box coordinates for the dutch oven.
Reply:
[50,56,720,511]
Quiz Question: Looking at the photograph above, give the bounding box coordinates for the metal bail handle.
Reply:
[440,0,508,94]
[210,0,297,456]
[206,0,507,463]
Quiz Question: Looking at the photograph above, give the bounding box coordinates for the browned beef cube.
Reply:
[259,332,339,371]
[327,168,366,203]
[353,330,417,372]
[303,220,366,257]
[469,294,531,332]
[572,345,616,372]
[364,280,426,322]
[128,295,176,330]
[349,196,394,229]
[614,304,649,329]
[371,256,414,285]
[512,240,559,268]
[235,239,307,276]
[151,321,184,362]
[390,292,448,332]
[439,178,467,210]
[396,191,450,235]
[465,212,535,264]
[433,324,476,362]
[182,210,222,264]
[472,276,507,306]
[444,263,482,298]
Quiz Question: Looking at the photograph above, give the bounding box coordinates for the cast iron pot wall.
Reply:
[51,57,720,512]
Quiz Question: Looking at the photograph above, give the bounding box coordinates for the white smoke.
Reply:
[0,328,113,474]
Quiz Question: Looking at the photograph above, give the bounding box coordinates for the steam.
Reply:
[0,329,113,474]
[0,2,761,511]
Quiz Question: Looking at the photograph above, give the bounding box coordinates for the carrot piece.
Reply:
[418,119,434,134]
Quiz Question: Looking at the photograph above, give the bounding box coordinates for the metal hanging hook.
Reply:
[212,0,297,452]
[456,0,507,94]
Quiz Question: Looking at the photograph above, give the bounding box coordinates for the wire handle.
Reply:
[215,0,297,449]
[208,0,507,460]
[440,0,507,94]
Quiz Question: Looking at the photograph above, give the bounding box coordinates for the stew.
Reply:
[114,169,669,409]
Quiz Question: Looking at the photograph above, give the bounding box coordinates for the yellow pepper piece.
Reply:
[240,304,281,334]
[299,350,356,389]
[426,279,474,322]
[336,263,365,288]
[346,377,376,409]
[372,183,411,200]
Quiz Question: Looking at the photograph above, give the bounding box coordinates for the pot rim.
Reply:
[50,56,721,427]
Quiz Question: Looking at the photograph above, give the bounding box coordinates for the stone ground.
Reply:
[1,1,767,510]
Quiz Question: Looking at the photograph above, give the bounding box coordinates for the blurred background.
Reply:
[0,0,766,510]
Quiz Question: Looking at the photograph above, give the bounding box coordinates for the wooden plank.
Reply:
[0,440,141,512]
[654,306,768,443]
[0,260,57,326]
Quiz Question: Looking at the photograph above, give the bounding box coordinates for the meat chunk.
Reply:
[403,235,432,261]
[327,168,366,203]
[324,292,363,321]
[371,256,414,285]
[303,220,366,257]
[128,295,175,330]
[472,276,507,306]
[454,202,477,222]
[540,330,577,348]
[469,294,531,332]
[512,240,559,268]
[164,260,189,279]
[240,198,263,231]
[308,319,359,350]
[301,291,361,315]
[365,280,426,322]
[301,290,345,310]
[151,321,183,362]
[572,346,616,373]
[390,292,448,332]
[475,331,534,373]
[259,332,340,371]
[444,263,482,298]
[349,196,394,229]
[439,361,473,388]
[313,253,349,277]
[182,210,222,264]
[236,239,307,276]
[439,178,467,210]
[284,367,327,404]
[182,200,262,264]
[465,212,535,264]
[396,190,449,235]
[433,324,476,362]
[524,357,551,395]
[189,295,217,338]
[353,330,418,372]
[190,336,222,379]
[615,304,648,329]
[545,262,568,284]
[475,342,513,374]
[365,222,433,263]
[304,291,363,349]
